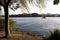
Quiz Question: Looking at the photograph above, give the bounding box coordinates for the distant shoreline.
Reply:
[1,13,60,17]
[1,16,60,17]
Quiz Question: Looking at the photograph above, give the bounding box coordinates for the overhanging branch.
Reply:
[4,0,7,4]
[7,0,12,5]
[0,2,4,6]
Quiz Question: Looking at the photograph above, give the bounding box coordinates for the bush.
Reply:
[45,29,60,40]
[9,19,16,28]
[0,18,16,30]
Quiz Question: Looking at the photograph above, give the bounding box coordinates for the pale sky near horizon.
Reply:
[1,0,60,15]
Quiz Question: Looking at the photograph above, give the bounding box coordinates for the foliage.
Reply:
[10,13,39,17]
[9,13,60,17]
[45,29,60,40]
[0,18,5,27]
[0,18,16,28]
[53,0,60,5]
[37,0,45,8]
[0,0,46,12]
[31,13,39,17]
[9,19,16,28]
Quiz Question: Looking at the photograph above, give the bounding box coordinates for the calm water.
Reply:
[10,17,60,35]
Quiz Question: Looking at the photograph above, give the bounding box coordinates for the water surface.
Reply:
[10,17,60,35]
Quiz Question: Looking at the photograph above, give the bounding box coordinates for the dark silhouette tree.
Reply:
[0,0,12,38]
[0,0,18,38]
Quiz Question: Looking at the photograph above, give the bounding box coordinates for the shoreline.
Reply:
[0,30,44,40]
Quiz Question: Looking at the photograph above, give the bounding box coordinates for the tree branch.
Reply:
[4,0,7,4]
[7,0,12,5]
[0,2,4,6]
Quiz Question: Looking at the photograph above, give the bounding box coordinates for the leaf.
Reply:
[16,3,20,8]
[53,0,59,5]
[28,0,33,3]
[37,0,45,8]
[20,0,29,13]
[20,0,27,8]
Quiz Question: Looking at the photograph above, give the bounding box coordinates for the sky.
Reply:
[1,0,60,15]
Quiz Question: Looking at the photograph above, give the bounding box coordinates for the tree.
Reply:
[31,13,39,17]
[53,0,60,5]
[0,0,12,38]
[0,0,45,39]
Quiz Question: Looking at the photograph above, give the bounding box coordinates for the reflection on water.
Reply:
[10,17,60,35]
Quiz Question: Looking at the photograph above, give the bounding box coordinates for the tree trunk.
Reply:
[3,5,11,38]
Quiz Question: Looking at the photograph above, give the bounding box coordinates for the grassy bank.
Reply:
[8,30,44,40]
[0,30,44,40]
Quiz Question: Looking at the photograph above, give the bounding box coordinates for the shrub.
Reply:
[45,29,60,40]
[0,18,16,30]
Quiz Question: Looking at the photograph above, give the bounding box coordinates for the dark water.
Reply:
[10,17,60,35]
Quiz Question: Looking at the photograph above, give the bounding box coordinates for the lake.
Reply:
[10,17,60,35]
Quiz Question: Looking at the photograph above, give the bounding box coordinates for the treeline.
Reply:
[1,13,60,17]
[10,13,40,17]
[10,13,60,17]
